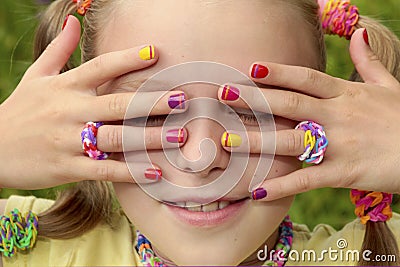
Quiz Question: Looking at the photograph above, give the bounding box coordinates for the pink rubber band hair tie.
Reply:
[350,190,393,224]
[318,0,360,39]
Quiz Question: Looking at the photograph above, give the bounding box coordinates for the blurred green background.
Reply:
[0,0,399,231]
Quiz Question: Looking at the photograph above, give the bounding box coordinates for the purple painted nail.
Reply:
[168,93,186,109]
[251,188,267,200]
[166,128,188,143]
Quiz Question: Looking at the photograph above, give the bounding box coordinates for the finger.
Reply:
[97,125,188,152]
[65,44,159,89]
[350,28,399,87]
[218,84,328,121]
[28,15,81,77]
[251,166,334,201]
[85,91,187,122]
[69,158,163,184]
[248,61,345,98]
[221,129,304,156]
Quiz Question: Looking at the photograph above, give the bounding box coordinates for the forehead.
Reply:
[98,0,319,84]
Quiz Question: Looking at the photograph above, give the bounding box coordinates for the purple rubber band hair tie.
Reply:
[319,0,360,40]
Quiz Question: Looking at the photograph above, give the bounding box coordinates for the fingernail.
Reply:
[139,45,155,61]
[251,188,267,200]
[168,93,186,109]
[363,29,369,46]
[166,128,187,143]
[62,15,70,30]
[221,132,242,147]
[144,168,162,181]
[221,85,240,101]
[251,64,269,79]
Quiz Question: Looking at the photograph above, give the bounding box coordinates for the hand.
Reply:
[218,28,400,200]
[0,16,187,189]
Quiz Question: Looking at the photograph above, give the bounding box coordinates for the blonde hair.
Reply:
[33,0,400,265]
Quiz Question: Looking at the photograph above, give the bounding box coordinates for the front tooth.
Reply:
[201,202,219,212]
[218,201,230,210]
[186,202,201,211]
[175,202,185,207]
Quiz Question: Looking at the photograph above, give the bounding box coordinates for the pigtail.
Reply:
[318,1,400,265]
[38,181,115,239]
[359,222,399,266]
[33,0,77,73]
[33,0,117,239]
[349,16,400,267]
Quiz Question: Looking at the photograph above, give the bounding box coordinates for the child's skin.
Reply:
[103,1,312,265]
[0,0,399,265]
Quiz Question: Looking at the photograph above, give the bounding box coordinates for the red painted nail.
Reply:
[166,128,188,143]
[251,64,269,79]
[221,85,240,101]
[62,15,70,30]
[363,29,369,46]
[144,168,162,181]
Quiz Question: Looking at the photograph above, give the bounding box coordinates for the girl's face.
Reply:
[98,1,319,265]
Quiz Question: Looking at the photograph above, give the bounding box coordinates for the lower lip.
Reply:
[165,199,249,227]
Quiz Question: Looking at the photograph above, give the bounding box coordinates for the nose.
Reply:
[174,118,229,177]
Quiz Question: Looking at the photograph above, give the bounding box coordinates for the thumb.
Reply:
[349,28,398,87]
[29,15,81,77]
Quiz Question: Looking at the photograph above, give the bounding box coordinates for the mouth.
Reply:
[164,197,250,227]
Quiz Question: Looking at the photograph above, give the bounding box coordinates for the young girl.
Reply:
[0,0,399,266]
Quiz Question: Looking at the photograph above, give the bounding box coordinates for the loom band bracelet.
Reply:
[295,120,328,165]
[81,122,110,160]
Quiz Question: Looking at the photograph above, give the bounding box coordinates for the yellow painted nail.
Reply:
[221,132,242,147]
[139,45,155,61]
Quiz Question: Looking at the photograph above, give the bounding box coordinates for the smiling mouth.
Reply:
[164,197,249,212]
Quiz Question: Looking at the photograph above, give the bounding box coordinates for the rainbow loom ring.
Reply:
[295,121,328,165]
[81,122,110,160]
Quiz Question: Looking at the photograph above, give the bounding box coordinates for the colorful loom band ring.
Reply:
[81,122,110,160]
[295,120,328,165]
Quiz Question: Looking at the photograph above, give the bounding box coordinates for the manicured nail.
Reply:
[221,85,240,101]
[139,45,155,61]
[62,15,70,30]
[166,128,187,143]
[168,93,186,109]
[221,132,242,147]
[251,64,269,79]
[144,168,162,181]
[363,29,369,46]
[251,188,267,200]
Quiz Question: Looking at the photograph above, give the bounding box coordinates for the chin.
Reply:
[114,183,294,265]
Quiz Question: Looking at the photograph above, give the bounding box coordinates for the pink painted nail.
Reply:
[144,168,162,181]
[62,15,70,31]
[166,128,188,143]
[221,85,240,101]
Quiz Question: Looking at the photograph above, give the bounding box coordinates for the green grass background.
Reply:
[0,0,399,230]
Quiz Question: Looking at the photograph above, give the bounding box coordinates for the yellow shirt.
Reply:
[2,196,400,266]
